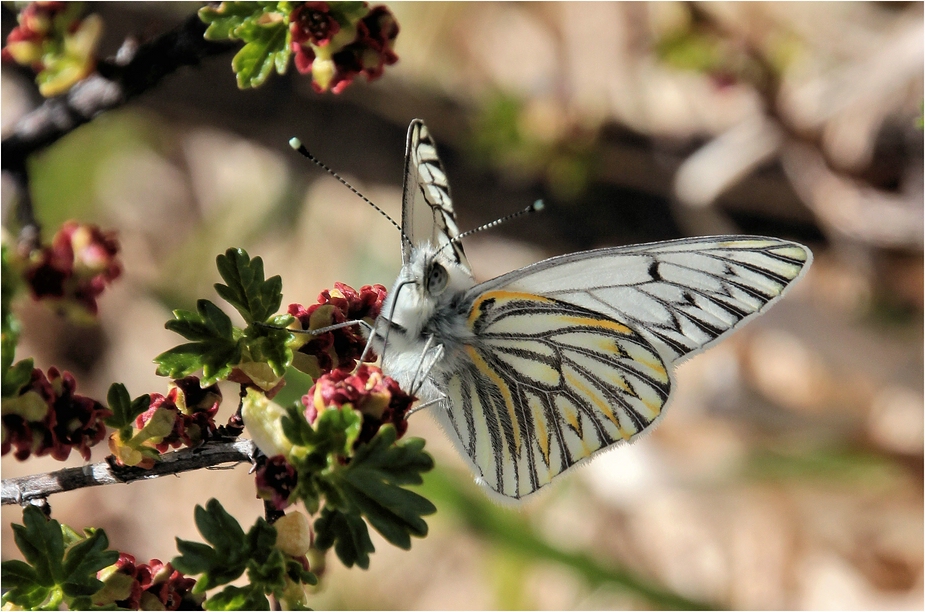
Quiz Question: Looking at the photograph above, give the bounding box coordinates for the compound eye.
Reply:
[427,262,448,294]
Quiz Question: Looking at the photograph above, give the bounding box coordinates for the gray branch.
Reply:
[1,438,257,506]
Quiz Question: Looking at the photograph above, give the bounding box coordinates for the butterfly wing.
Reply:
[401,119,470,273]
[432,235,811,500]
[470,235,812,363]
[434,291,672,500]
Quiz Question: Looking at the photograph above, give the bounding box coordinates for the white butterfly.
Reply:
[371,119,812,502]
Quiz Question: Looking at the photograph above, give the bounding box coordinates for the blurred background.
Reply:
[2,2,922,609]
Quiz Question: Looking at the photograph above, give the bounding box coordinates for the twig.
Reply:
[1,12,235,173]
[1,438,256,506]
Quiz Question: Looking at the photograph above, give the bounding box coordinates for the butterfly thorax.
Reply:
[375,242,476,400]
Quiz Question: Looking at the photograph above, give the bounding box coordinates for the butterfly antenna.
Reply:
[438,200,545,258]
[289,137,404,235]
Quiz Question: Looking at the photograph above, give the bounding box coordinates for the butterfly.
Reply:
[369,119,812,502]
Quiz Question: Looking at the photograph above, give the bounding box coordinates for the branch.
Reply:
[1,12,235,174]
[1,438,257,506]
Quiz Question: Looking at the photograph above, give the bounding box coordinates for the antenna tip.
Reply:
[532,199,545,212]
[288,137,302,150]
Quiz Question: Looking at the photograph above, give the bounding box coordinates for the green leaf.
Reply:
[245,518,278,564]
[168,300,235,341]
[13,505,64,586]
[59,529,119,598]
[155,300,242,385]
[244,331,292,378]
[173,499,253,592]
[245,548,287,598]
[314,506,374,569]
[332,427,436,549]
[286,557,318,586]
[2,507,118,609]
[2,356,34,398]
[328,1,371,23]
[310,427,436,567]
[0,559,50,609]
[2,243,22,350]
[232,19,291,89]
[204,584,271,611]
[215,248,283,324]
[198,2,269,41]
[103,383,151,432]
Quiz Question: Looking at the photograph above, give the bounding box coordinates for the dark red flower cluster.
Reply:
[1,367,110,461]
[24,221,121,320]
[290,2,399,93]
[96,553,201,610]
[255,454,299,510]
[135,377,221,453]
[303,363,415,444]
[288,282,386,378]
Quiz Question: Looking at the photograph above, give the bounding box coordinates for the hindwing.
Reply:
[439,291,671,499]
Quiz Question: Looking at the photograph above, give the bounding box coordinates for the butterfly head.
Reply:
[375,241,474,363]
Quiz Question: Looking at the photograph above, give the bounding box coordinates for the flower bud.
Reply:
[273,511,313,557]
[242,388,293,459]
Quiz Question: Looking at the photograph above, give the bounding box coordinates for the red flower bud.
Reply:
[289,282,386,378]
[304,363,415,445]
[1,367,110,461]
[255,455,299,511]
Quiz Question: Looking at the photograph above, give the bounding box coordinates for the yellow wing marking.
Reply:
[528,394,551,469]
[557,314,634,336]
[563,370,632,441]
[468,290,553,325]
[465,345,521,455]
[558,399,590,457]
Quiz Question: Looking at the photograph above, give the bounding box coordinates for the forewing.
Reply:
[437,291,672,500]
[401,119,469,271]
[471,236,812,363]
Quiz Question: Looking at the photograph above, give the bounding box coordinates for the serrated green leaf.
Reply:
[198,2,265,41]
[314,507,373,569]
[196,499,247,552]
[154,341,239,386]
[3,508,118,609]
[103,383,150,431]
[315,405,363,457]
[232,20,291,89]
[59,529,118,598]
[245,333,292,378]
[13,506,64,585]
[204,584,271,611]
[172,540,220,580]
[319,427,436,557]
[245,548,287,597]
[156,299,242,385]
[173,499,252,593]
[245,518,278,564]
[1,559,40,588]
[0,574,53,610]
[215,249,284,324]
[280,403,312,448]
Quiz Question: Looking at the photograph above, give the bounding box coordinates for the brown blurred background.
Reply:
[2,2,922,609]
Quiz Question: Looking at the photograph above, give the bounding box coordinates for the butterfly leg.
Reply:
[409,341,445,398]
[406,393,446,418]
[255,319,374,336]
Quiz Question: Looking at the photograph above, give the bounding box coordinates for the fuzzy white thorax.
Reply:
[374,242,476,402]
